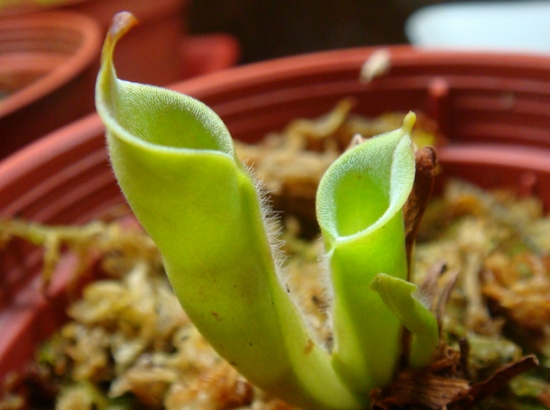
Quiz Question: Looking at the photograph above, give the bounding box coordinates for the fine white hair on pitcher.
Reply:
[244,161,287,277]
[245,162,335,351]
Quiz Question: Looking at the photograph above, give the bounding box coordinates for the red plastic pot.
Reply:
[180,33,241,79]
[2,45,550,380]
[61,0,188,85]
[1,0,187,86]
[0,11,101,160]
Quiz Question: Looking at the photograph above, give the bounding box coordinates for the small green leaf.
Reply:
[316,114,416,395]
[95,12,361,410]
[371,273,439,368]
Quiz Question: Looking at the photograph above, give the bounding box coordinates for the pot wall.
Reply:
[2,46,550,379]
[60,0,187,85]
[0,11,101,160]
[0,0,187,85]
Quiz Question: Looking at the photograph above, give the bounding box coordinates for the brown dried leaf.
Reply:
[372,345,538,410]
[433,269,460,339]
[419,260,447,307]
[371,369,470,410]
[459,354,539,405]
[405,147,437,279]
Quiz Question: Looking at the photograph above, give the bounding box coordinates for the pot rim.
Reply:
[0,11,102,118]
[172,45,550,98]
[0,0,185,22]
[0,0,90,16]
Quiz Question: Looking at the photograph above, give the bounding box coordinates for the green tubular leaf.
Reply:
[370,273,439,369]
[316,114,416,396]
[95,13,362,410]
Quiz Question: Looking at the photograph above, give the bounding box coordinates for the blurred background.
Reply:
[189,0,479,64]
[188,0,550,63]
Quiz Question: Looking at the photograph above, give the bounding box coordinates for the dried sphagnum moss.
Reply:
[1,103,550,410]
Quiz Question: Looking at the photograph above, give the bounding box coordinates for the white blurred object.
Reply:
[359,49,391,83]
[406,1,550,54]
